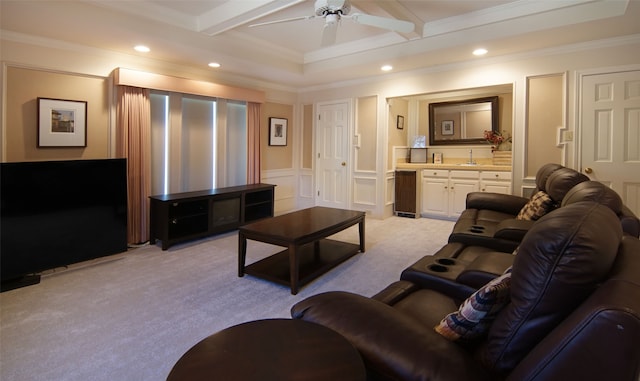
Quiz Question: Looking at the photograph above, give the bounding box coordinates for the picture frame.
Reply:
[396,115,404,129]
[269,117,287,146]
[441,120,454,136]
[38,97,87,147]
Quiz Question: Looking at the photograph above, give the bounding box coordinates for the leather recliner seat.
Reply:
[400,179,640,297]
[448,164,589,252]
[291,202,640,381]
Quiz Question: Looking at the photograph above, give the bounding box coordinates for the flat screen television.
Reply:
[1,158,128,290]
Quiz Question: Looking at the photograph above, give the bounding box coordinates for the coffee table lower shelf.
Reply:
[244,238,360,289]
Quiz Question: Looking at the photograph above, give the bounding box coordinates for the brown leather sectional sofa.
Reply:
[447,163,639,252]
[291,165,640,381]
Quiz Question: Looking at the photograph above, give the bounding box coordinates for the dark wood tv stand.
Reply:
[149,183,275,250]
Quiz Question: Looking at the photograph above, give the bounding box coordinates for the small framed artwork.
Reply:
[396,115,404,129]
[38,97,87,147]
[433,152,443,164]
[441,120,454,136]
[269,117,287,146]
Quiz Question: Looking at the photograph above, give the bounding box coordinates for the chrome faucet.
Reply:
[468,149,476,165]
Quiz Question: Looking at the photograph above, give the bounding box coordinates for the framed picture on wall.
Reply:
[441,120,454,136]
[269,117,287,146]
[38,97,87,147]
[396,115,404,129]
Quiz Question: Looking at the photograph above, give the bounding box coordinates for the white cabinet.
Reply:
[480,171,512,195]
[421,170,480,219]
[421,169,511,219]
[449,171,481,216]
[421,170,449,218]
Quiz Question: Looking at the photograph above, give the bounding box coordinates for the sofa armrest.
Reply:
[291,291,492,381]
[456,252,515,289]
[507,280,640,381]
[371,280,418,305]
[400,257,477,301]
[466,192,529,215]
[493,219,535,242]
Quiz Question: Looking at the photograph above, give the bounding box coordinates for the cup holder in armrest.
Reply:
[436,258,457,266]
[469,225,486,234]
[402,256,476,300]
[427,264,449,272]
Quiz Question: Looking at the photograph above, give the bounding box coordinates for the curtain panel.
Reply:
[116,86,151,244]
[247,102,261,184]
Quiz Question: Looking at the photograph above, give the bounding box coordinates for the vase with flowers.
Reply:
[484,130,512,152]
[485,130,512,165]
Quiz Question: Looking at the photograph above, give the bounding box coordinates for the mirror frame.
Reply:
[428,96,499,146]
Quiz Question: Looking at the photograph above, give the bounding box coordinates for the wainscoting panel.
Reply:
[262,169,296,215]
[386,173,395,206]
[298,169,315,209]
[353,175,377,209]
[522,185,536,199]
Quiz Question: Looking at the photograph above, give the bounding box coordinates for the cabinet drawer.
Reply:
[481,171,512,180]
[422,169,449,178]
[450,170,480,179]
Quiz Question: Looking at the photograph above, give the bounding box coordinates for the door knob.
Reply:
[584,167,593,174]
[341,162,346,166]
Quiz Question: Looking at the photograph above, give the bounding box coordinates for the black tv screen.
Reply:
[1,159,128,285]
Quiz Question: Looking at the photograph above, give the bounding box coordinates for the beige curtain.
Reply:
[247,102,262,184]
[116,86,151,244]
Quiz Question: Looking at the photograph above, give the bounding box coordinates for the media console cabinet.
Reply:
[149,183,275,250]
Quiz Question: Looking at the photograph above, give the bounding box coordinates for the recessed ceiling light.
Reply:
[381,65,393,71]
[134,45,150,53]
[473,48,488,56]
[208,62,221,68]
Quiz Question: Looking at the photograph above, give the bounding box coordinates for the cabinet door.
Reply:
[481,171,512,195]
[421,177,449,217]
[481,180,511,194]
[449,178,480,217]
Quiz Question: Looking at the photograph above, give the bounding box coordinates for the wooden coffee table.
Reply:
[238,207,365,294]
[166,319,366,381]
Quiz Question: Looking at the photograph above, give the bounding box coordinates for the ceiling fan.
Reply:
[249,0,415,47]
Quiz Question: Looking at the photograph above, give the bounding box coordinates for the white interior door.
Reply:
[581,69,640,216]
[315,101,350,208]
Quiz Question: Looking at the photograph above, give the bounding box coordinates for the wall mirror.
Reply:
[429,96,498,145]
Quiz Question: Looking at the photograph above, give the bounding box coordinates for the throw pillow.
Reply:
[516,191,555,221]
[435,267,512,342]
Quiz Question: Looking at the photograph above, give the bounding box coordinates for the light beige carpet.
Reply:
[0,215,454,381]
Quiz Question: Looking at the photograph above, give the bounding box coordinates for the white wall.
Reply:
[2,33,640,218]
[297,35,640,217]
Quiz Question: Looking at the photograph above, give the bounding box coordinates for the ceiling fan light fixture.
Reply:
[251,0,414,47]
[325,13,339,25]
[315,0,350,16]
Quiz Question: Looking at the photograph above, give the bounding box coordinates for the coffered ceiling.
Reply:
[1,0,638,88]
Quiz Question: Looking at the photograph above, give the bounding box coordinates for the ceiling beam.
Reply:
[199,0,306,36]
[352,0,423,40]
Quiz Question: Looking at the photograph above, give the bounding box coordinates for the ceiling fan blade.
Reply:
[249,15,315,28]
[321,22,338,47]
[349,13,414,33]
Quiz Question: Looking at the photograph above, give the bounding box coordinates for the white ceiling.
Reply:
[1,0,639,89]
